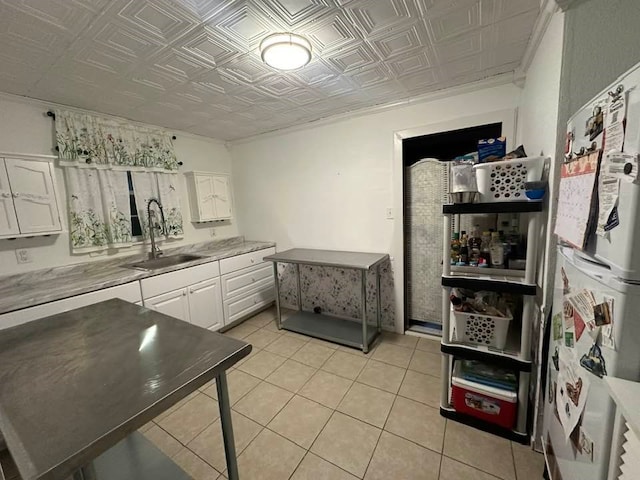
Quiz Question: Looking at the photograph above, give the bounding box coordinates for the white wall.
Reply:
[516,10,565,312]
[517,12,564,158]
[0,95,238,275]
[231,82,522,331]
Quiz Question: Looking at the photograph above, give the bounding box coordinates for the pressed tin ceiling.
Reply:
[0,0,542,140]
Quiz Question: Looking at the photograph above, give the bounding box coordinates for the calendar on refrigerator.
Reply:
[554,151,601,249]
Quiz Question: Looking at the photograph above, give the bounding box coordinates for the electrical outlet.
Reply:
[210,228,216,238]
[385,207,394,219]
[15,248,32,264]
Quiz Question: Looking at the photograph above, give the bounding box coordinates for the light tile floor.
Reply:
[0,307,545,480]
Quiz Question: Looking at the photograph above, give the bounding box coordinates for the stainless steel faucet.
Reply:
[147,198,166,260]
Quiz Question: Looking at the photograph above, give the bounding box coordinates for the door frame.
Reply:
[391,108,518,333]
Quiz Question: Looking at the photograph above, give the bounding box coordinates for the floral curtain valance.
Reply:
[54,109,178,172]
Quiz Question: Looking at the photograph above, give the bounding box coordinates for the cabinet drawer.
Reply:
[141,261,220,298]
[222,263,273,299]
[223,286,275,325]
[219,247,275,275]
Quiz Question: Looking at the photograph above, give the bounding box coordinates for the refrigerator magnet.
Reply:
[601,296,616,350]
[585,105,604,141]
[563,300,574,329]
[552,313,563,341]
[561,267,570,294]
[565,331,575,348]
[578,426,595,462]
[579,343,607,378]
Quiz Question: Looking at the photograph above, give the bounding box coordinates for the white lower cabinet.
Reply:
[0,281,143,330]
[220,247,275,326]
[144,288,189,322]
[188,278,224,331]
[141,261,224,331]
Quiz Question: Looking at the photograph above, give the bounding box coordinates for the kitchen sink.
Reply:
[122,254,206,271]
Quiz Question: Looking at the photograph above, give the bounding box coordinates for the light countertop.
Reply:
[0,236,275,315]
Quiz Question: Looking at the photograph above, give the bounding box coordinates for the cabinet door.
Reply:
[5,158,61,234]
[188,277,224,331]
[195,174,217,221]
[212,176,232,219]
[0,160,19,236]
[144,288,189,322]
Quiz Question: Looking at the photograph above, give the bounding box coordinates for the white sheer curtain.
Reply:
[131,172,184,242]
[65,168,132,253]
[157,173,184,239]
[55,108,184,254]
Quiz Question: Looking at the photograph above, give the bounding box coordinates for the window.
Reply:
[127,171,143,238]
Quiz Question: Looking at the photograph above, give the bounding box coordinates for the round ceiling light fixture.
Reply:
[260,32,311,71]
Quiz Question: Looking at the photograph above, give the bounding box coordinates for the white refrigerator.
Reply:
[543,62,640,479]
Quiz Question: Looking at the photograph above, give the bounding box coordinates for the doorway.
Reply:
[403,122,503,335]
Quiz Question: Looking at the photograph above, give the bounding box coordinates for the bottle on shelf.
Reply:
[458,231,469,266]
[469,225,481,267]
[450,232,460,265]
[479,231,492,267]
[490,232,505,267]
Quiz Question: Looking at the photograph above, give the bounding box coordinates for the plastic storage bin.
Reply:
[452,362,517,429]
[474,156,546,202]
[451,306,512,349]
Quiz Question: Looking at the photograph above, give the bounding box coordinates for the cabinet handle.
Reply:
[190,289,194,294]
[1,192,10,198]
[250,258,255,263]
[253,298,258,304]
[251,277,256,282]
[182,291,187,296]
[12,193,19,197]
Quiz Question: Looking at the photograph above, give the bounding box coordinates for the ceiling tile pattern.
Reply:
[0,0,541,140]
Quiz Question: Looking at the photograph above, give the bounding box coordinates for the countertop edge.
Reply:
[0,241,276,315]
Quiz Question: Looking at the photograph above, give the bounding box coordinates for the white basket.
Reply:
[474,156,546,202]
[451,307,512,349]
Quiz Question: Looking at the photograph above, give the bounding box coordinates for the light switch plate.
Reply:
[15,248,33,264]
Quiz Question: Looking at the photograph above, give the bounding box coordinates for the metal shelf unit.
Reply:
[440,202,543,443]
[264,248,389,353]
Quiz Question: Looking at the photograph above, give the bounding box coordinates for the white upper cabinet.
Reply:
[186,172,233,222]
[0,160,19,236]
[0,155,62,238]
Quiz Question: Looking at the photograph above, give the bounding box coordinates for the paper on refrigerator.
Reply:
[604,93,626,151]
[566,289,598,339]
[596,177,620,237]
[601,150,639,183]
[601,295,616,350]
[556,346,591,441]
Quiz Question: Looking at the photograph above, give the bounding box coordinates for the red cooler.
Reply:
[451,362,517,429]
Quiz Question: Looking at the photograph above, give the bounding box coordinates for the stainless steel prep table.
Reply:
[0,299,250,480]
[264,248,389,353]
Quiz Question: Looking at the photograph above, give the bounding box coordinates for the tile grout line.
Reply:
[360,363,409,479]
[510,441,519,480]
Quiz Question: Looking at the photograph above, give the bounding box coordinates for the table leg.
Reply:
[295,264,302,312]
[376,264,382,333]
[72,462,96,480]
[216,372,239,480]
[361,270,368,353]
[273,262,282,330]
